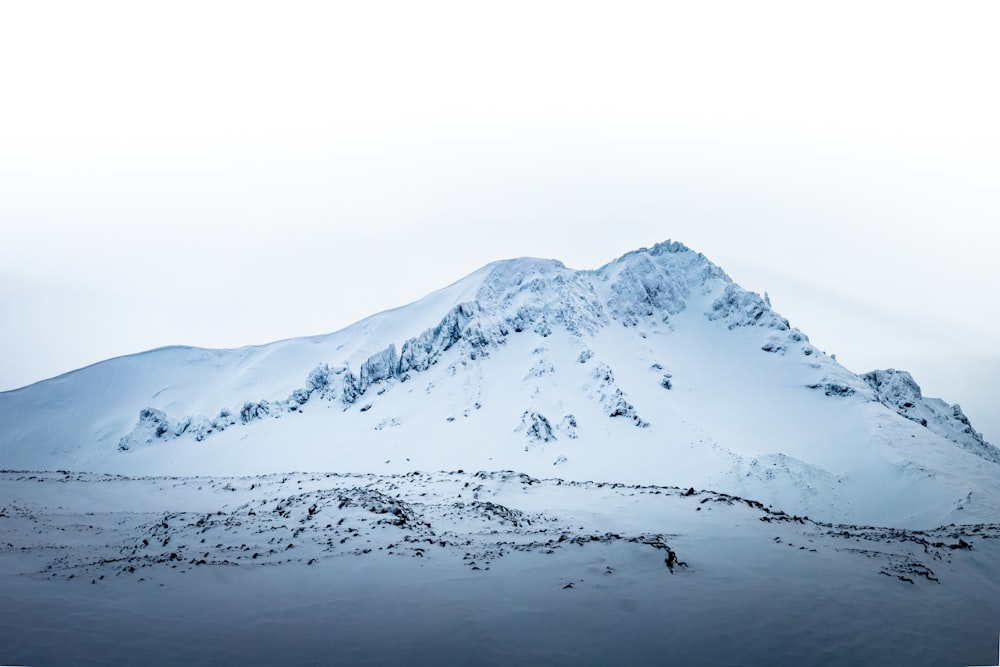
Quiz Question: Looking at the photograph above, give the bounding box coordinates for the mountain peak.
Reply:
[470,239,738,333]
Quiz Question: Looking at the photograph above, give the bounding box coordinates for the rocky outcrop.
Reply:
[587,363,649,428]
[520,411,557,444]
[707,284,791,331]
[863,369,1000,463]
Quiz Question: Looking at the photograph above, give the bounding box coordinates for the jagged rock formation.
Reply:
[520,411,557,444]
[863,369,999,463]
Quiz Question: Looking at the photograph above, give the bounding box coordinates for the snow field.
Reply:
[2,470,998,666]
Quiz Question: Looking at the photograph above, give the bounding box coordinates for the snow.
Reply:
[1,240,998,664]
[2,470,998,666]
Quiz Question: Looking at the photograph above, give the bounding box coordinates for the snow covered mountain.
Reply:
[4,240,1000,666]
[1,240,997,526]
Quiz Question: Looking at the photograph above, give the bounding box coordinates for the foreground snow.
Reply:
[2,470,998,666]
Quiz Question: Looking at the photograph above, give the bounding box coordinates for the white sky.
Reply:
[2,2,998,440]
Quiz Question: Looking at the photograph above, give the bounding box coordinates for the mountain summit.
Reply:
[1,241,996,526]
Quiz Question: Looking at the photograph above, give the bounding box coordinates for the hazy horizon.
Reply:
[2,2,998,440]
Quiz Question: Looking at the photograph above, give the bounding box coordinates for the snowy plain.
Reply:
[2,470,999,666]
[2,241,999,665]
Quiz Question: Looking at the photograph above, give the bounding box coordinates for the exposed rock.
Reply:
[863,369,1000,463]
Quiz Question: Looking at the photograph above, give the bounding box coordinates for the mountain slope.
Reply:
[1,241,996,527]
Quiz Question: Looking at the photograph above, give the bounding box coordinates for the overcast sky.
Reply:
[2,2,998,440]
